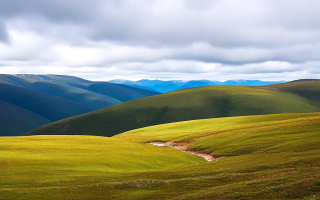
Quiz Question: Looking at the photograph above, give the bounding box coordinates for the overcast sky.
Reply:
[0,0,320,81]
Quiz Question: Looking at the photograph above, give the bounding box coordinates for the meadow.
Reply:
[1,113,319,199]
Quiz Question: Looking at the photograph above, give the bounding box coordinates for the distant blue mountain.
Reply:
[109,79,285,93]
[222,80,283,86]
[109,79,186,93]
[178,80,221,90]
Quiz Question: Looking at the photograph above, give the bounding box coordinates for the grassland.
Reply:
[2,113,320,199]
[26,83,320,137]
[0,135,202,199]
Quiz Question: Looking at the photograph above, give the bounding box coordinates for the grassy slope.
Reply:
[0,101,51,136]
[0,135,202,199]
[116,112,320,142]
[27,85,320,137]
[261,80,320,107]
[2,113,320,199]
[118,112,320,199]
[114,113,320,199]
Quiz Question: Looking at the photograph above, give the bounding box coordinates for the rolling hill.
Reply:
[261,79,320,107]
[27,80,320,137]
[0,75,159,136]
[2,113,319,199]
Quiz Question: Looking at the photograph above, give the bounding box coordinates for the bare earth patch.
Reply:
[149,141,217,161]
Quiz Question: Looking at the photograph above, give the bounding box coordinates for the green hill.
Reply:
[2,113,320,199]
[27,83,320,137]
[114,113,320,199]
[261,79,320,107]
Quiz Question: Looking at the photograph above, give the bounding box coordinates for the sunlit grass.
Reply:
[2,113,320,199]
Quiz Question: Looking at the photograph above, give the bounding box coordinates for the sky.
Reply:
[0,0,320,81]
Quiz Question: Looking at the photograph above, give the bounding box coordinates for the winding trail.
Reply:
[149,141,216,161]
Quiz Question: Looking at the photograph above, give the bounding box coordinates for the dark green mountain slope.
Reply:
[0,75,137,109]
[30,81,120,110]
[0,101,51,136]
[31,75,160,102]
[0,83,92,122]
[0,75,159,136]
[262,79,320,106]
[27,83,320,137]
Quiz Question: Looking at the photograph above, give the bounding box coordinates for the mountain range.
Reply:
[0,74,159,136]
[109,79,284,93]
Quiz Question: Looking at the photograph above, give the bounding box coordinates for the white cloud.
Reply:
[0,0,319,81]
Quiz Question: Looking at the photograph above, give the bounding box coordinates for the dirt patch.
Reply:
[149,141,217,162]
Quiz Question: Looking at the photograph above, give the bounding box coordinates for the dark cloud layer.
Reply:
[0,0,319,80]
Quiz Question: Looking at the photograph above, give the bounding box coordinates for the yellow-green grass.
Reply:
[26,85,320,137]
[0,135,202,199]
[116,113,320,157]
[2,113,320,199]
[114,113,320,199]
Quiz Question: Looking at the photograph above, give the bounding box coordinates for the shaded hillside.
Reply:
[0,101,51,136]
[30,81,120,110]
[0,83,92,136]
[31,75,160,102]
[27,84,320,137]
[261,79,320,106]
[0,75,120,110]
[0,75,158,108]
[0,75,160,136]
[0,83,92,122]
